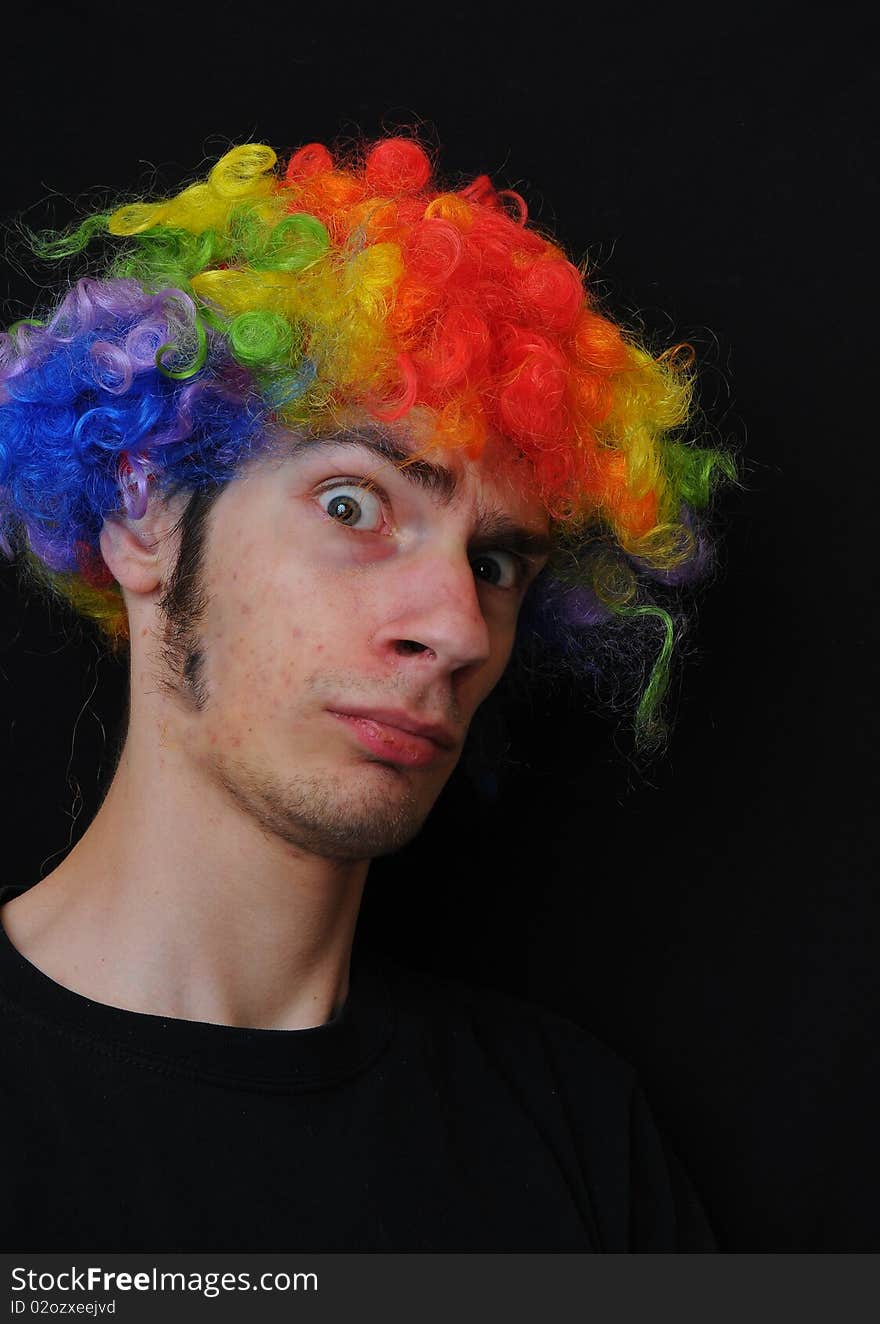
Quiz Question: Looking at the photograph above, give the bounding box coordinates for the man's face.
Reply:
[149,421,551,861]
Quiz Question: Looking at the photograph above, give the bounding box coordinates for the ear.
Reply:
[98,492,188,597]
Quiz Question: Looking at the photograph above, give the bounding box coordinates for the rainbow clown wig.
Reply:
[0,136,736,752]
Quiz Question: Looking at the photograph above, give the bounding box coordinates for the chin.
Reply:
[278,799,430,861]
[300,767,437,859]
[213,747,437,861]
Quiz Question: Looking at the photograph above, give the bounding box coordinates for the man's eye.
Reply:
[317,483,385,531]
[471,550,523,590]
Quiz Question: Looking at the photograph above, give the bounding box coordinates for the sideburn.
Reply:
[155,481,227,713]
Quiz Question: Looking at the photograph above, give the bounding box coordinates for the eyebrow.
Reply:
[290,429,554,561]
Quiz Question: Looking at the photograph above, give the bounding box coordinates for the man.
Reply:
[0,135,729,1251]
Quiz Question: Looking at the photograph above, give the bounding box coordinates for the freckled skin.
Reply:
[152,428,548,862]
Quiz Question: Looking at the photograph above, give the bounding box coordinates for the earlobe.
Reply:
[98,514,164,595]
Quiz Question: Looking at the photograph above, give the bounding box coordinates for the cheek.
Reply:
[205,546,318,701]
[458,626,516,718]
[210,554,375,715]
[487,618,517,678]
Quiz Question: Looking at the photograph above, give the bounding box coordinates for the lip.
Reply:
[331,707,457,749]
[328,708,456,767]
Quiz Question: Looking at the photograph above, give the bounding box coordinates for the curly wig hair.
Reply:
[0,135,736,751]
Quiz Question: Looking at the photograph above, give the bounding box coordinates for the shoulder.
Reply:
[369,953,718,1252]
[373,951,639,1102]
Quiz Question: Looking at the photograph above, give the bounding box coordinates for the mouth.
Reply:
[327,711,454,768]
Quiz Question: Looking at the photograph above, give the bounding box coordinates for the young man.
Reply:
[0,136,729,1251]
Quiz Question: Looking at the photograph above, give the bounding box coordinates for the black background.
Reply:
[0,2,876,1251]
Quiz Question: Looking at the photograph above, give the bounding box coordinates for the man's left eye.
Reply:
[317,483,385,531]
[471,551,521,590]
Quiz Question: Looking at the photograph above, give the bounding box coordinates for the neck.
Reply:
[2,716,369,1031]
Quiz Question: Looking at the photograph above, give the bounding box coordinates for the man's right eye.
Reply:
[316,482,386,532]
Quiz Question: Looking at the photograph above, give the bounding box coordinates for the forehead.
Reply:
[263,416,552,533]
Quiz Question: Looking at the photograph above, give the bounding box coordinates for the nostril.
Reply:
[396,639,429,655]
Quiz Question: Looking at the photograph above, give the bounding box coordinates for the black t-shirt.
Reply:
[0,882,717,1252]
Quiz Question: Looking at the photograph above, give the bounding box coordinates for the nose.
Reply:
[373,547,494,679]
